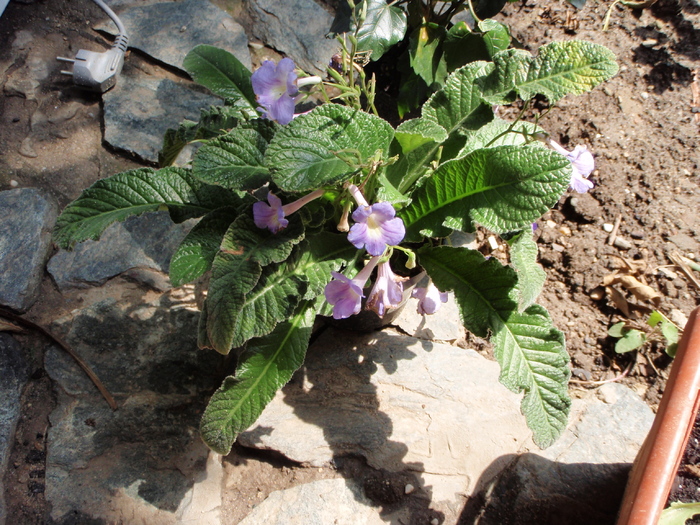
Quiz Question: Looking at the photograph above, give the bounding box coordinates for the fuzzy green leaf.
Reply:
[400,145,570,240]
[266,104,394,192]
[479,19,511,58]
[191,120,276,190]
[169,206,241,287]
[53,167,241,249]
[182,45,257,113]
[458,118,544,158]
[648,311,680,357]
[205,214,305,353]
[200,301,315,454]
[229,260,308,348]
[480,41,619,104]
[508,230,546,310]
[659,502,700,525]
[418,245,570,449]
[355,0,408,61]
[292,232,358,300]
[159,106,240,167]
[395,118,448,155]
[396,61,495,192]
[443,22,491,72]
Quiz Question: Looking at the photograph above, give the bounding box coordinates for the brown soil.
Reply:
[1,0,699,523]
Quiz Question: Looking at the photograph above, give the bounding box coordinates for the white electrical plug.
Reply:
[57,46,125,92]
[58,0,128,93]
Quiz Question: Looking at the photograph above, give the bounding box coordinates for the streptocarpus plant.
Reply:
[52,7,618,454]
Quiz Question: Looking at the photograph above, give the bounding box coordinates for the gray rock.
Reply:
[248,0,336,75]
[44,295,225,524]
[103,76,221,163]
[239,330,654,522]
[96,0,251,71]
[0,188,58,312]
[392,292,465,342]
[238,479,384,525]
[468,383,654,525]
[239,328,536,505]
[47,211,194,291]
[0,334,30,525]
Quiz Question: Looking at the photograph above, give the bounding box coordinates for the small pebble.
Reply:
[641,39,658,47]
[640,92,649,100]
[559,225,572,236]
[10,180,18,187]
[405,483,415,494]
[487,236,499,250]
[630,231,645,240]
[546,220,557,229]
[551,243,565,253]
[603,223,614,233]
[431,520,439,525]
[613,237,632,250]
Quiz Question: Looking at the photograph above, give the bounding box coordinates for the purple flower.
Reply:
[366,261,404,318]
[253,192,287,233]
[251,58,299,125]
[548,139,595,193]
[324,256,380,319]
[253,189,325,233]
[346,185,405,256]
[412,282,448,315]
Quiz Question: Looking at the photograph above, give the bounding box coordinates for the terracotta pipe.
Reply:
[617,306,700,525]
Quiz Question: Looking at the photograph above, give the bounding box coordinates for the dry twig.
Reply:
[0,307,117,410]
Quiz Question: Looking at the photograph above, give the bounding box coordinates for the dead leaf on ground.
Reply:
[0,318,24,333]
[618,275,662,303]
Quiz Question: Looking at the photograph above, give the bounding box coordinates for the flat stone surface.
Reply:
[0,188,57,312]
[469,383,655,525]
[239,479,384,525]
[47,211,194,291]
[239,328,537,504]
[103,76,221,163]
[0,334,30,525]
[44,294,224,524]
[97,0,251,71]
[239,329,654,523]
[392,292,464,342]
[248,0,336,75]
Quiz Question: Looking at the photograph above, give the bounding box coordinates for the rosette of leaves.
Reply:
[53,39,617,454]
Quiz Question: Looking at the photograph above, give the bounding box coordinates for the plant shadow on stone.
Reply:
[458,453,631,525]
[242,324,445,523]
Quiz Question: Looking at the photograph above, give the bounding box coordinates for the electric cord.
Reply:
[57,0,129,92]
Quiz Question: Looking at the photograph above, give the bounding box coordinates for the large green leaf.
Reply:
[355,0,407,61]
[479,19,511,59]
[159,106,240,167]
[458,117,544,158]
[229,260,308,348]
[418,246,570,449]
[265,104,395,192]
[53,167,242,249]
[200,301,315,454]
[399,145,570,240]
[508,230,546,311]
[394,118,447,155]
[169,206,241,287]
[396,61,495,192]
[182,45,257,113]
[480,41,619,104]
[409,23,448,89]
[205,213,305,353]
[191,120,276,190]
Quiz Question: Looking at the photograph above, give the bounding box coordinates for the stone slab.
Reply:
[0,188,57,312]
[44,295,225,524]
[239,329,654,523]
[248,0,336,75]
[47,211,194,291]
[0,334,30,525]
[103,76,221,163]
[239,328,537,504]
[96,0,251,71]
[238,479,385,525]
